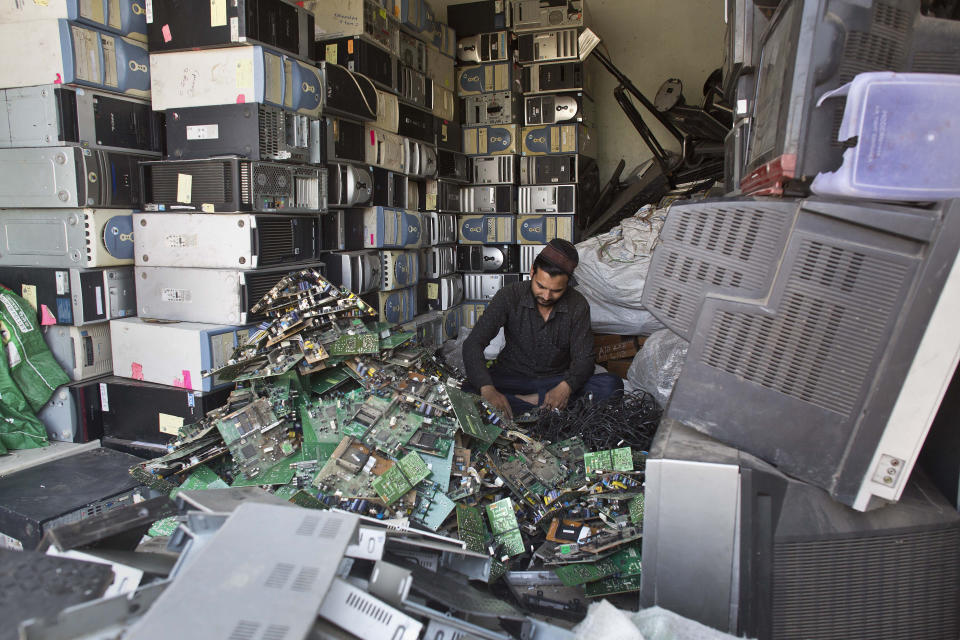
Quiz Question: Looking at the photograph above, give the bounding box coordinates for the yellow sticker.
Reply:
[325,43,338,65]
[210,0,227,27]
[176,173,192,203]
[20,284,37,311]
[236,59,253,89]
[158,413,184,435]
[379,8,386,18]
[427,283,439,299]
[393,5,399,18]
[201,203,215,212]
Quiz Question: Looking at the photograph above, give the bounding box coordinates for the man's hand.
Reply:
[480,384,513,419]
[541,381,572,411]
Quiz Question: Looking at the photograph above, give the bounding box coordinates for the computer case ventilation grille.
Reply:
[643,200,796,339]
[256,218,310,266]
[151,163,233,204]
[259,106,281,158]
[771,527,960,639]
[700,238,910,417]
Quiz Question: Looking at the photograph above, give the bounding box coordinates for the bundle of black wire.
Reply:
[530,390,662,452]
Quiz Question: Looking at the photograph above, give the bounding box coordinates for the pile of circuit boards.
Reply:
[99,269,659,638]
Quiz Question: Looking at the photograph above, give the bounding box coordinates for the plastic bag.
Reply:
[440,326,505,375]
[575,206,666,335]
[627,329,689,408]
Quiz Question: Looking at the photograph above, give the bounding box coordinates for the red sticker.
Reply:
[172,376,185,388]
[370,130,375,145]
[53,73,62,84]
[236,94,246,103]
[131,362,144,381]
[161,24,172,42]
[182,370,193,390]
[370,233,375,245]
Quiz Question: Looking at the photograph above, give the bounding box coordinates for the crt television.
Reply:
[641,197,960,511]
[641,419,960,640]
[740,0,960,195]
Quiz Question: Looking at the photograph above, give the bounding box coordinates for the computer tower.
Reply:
[463,274,520,301]
[473,155,519,184]
[133,213,319,269]
[0,147,148,209]
[398,103,435,143]
[457,31,513,63]
[0,209,134,269]
[0,448,144,551]
[520,154,595,185]
[322,250,382,294]
[149,46,324,117]
[377,286,417,324]
[0,85,163,155]
[95,377,232,447]
[0,266,135,326]
[0,21,150,99]
[524,92,593,126]
[164,103,320,165]
[516,29,579,63]
[437,150,470,183]
[461,91,522,126]
[457,62,522,96]
[424,212,457,245]
[447,0,510,37]
[43,323,112,382]
[37,381,104,444]
[136,264,321,325]
[358,207,423,249]
[379,250,419,291]
[318,36,396,91]
[458,214,517,244]
[323,117,367,164]
[327,163,373,207]
[140,159,325,213]
[309,0,399,54]
[399,29,427,72]
[365,127,407,174]
[521,61,588,94]
[318,61,380,122]
[463,125,520,155]
[511,0,588,32]
[521,123,596,156]
[422,246,456,279]
[461,185,516,214]
[456,245,520,273]
[435,116,462,152]
[516,214,576,244]
[0,0,147,41]
[319,210,366,252]
[146,0,315,60]
[436,180,463,212]
[518,185,578,214]
[110,318,253,393]
[396,62,434,110]
[420,275,463,311]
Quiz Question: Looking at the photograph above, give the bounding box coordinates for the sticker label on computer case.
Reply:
[186,125,219,140]
[100,382,109,411]
[165,234,198,248]
[161,288,192,303]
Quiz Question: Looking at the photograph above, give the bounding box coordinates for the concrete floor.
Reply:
[435,0,726,184]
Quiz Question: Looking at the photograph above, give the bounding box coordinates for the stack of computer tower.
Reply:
[313,0,464,348]
[105,0,336,454]
[0,4,156,446]
[449,0,595,328]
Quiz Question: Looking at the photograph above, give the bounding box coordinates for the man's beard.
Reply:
[536,296,558,307]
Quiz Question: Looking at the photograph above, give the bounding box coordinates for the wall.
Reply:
[434,0,726,183]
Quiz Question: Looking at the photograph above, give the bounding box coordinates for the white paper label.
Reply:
[186,124,219,140]
[55,271,69,295]
[176,173,192,203]
[165,234,198,248]
[161,288,191,303]
[100,382,109,411]
[95,286,103,316]
[145,0,153,23]
[229,16,238,41]
[210,0,226,26]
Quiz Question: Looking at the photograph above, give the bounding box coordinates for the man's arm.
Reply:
[462,287,511,391]
[563,300,594,394]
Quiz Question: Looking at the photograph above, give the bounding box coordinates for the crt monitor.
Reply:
[641,418,960,640]
[740,0,960,195]
[640,197,960,511]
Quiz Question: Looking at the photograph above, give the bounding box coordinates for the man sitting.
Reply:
[463,239,623,417]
